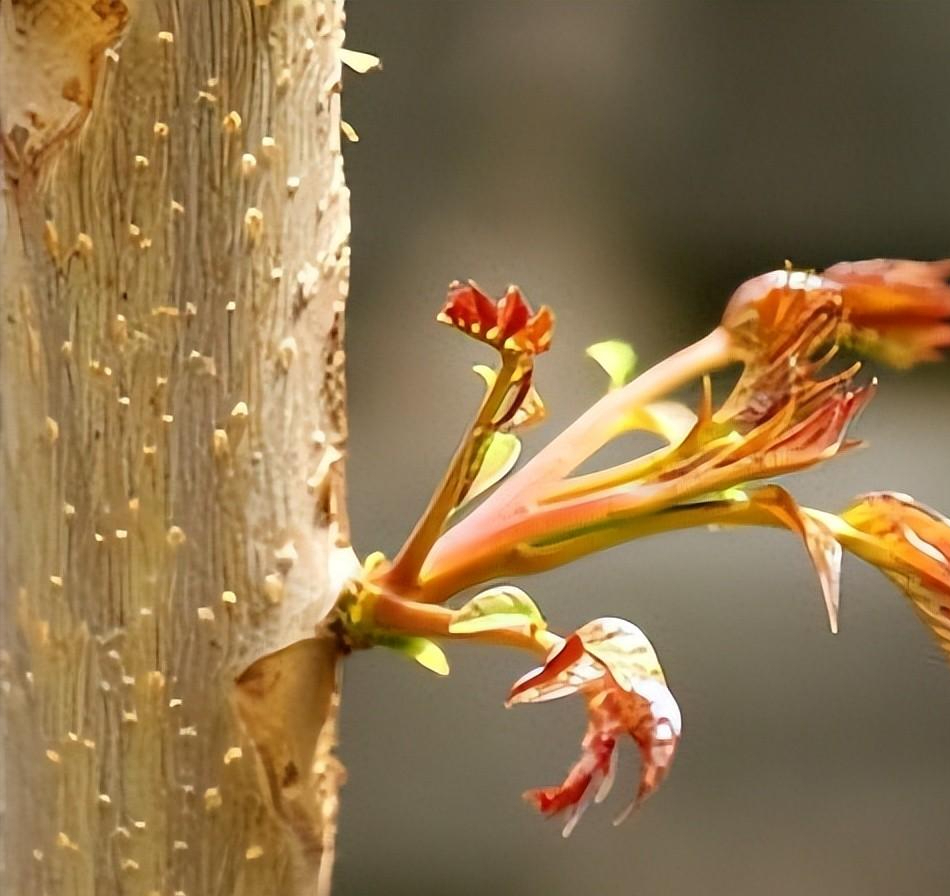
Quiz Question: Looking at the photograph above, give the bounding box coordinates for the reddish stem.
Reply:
[470,326,734,514]
[371,591,555,657]
[415,328,738,602]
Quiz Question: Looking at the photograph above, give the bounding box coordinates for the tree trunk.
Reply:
[0,3,353,894]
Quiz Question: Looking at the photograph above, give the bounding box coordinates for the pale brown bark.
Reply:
[0,2,353,894]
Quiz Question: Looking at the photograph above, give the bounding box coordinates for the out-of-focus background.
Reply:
[338,3,950,894]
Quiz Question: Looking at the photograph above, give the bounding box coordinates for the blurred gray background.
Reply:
[338,3,950,894]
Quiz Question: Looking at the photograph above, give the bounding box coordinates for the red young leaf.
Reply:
[508,618,680,836]
[437,281,554,355]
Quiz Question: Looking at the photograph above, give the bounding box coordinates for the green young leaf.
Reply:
[378,635,450,676]
[449,585,545,634]
[586,340,637,390]
[456,432,521,511]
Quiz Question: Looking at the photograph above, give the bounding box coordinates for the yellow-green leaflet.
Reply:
[456,432,521,511]
[406,638,450,675]
[378,634,450,676]
[449,585,545,634]
[586,340,637,390]
[628,401,697,445]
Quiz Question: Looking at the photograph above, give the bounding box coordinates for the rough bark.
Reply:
[0,2,353,894]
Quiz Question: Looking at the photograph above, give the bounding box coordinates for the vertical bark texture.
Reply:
[0,2,353,894]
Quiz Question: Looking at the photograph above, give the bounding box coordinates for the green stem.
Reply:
[384,353,524,589]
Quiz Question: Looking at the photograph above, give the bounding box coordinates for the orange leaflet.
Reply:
[722,259,950,368]
[841,492,950,658]
[827,259,950,367]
